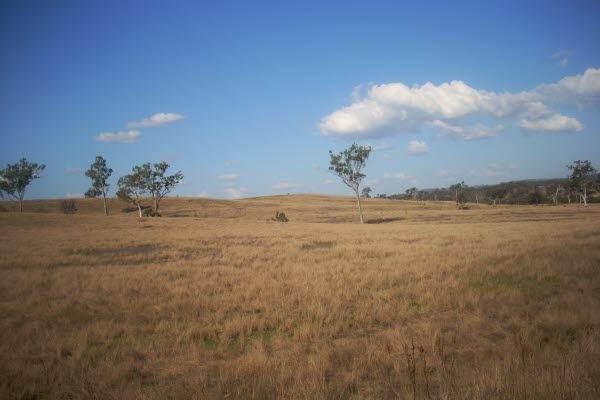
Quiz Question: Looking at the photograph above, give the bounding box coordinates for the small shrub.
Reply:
[60,199,77,214]
[142,208,161,217]
[272,210,288,222]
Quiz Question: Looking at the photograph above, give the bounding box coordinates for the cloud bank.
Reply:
[319,68,600,139]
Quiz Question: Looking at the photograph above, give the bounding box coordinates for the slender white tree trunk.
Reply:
[137,203,142,218]
[355,190,364,223]
[583,186,588,207]
[102,195,108,216]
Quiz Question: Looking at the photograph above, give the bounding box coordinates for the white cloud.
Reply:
[407,140,428,155]
[519,114,583,132]
[322,179,334,185]
[273,181,302,190]
[224,187,248,199]
[431,120,504,140]
[95,130,140,144]
[319,68,599,138]
[536,68,600,99]
[127,113,185,129]
[218,173,240,181]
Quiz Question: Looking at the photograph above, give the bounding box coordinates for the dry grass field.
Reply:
[1,195,599,399]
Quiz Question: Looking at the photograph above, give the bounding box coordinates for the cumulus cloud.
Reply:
[519,114,583,132]
[431,120,504,140]
[127,113,185,129]
[218,173,239,181]
[95,130,140,144]
[536,68,600,100]
[319,68,600,138]
[407,140,428,155]
[273,181,302,190]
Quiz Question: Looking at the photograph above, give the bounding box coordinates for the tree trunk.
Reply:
[583,186,588,207]
[19,198,23,212]
[137,203,142,218]
[154,197,159,213]
[355,190,364,223]
[102,194,108,216]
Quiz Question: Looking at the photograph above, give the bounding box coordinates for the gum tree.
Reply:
[85,156,113,215]
[329,143,371,223]
[567,160,597,207]
[145,162,184,213]
[116,162,183,217]
[116,165,149,218]
[0,158,45,212]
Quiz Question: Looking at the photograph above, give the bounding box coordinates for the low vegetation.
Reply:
[1,195,599,399]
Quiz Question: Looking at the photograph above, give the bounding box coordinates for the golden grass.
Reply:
[1,195,599,399]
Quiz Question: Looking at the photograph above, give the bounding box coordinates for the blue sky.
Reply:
[1,0,599,199]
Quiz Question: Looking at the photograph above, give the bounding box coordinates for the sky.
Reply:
[1,0,599,199]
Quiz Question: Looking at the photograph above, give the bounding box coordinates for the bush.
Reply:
[272,210,288,222]
[142,208,161,217]
[60,199,77,214]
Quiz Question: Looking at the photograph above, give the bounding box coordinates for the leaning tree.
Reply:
[116,165,150,218]
[0,158,45,212]
[85,156,113,215]
[329,143,371,223]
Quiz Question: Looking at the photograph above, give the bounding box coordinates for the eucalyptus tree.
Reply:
[449,181,466,205]
[116,165,150,218]
[361,186,372,198]
[329,143,371,223]
[0,158,45,212]
[116,162,183,217]
[145,162,184,213]
[85,156,113,215]
[567,160,597,207]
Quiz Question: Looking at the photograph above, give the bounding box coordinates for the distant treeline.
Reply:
[374,176,600,205]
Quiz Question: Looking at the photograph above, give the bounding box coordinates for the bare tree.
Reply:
[329,143,372,223]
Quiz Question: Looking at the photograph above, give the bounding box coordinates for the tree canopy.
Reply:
[0,158,45,212]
